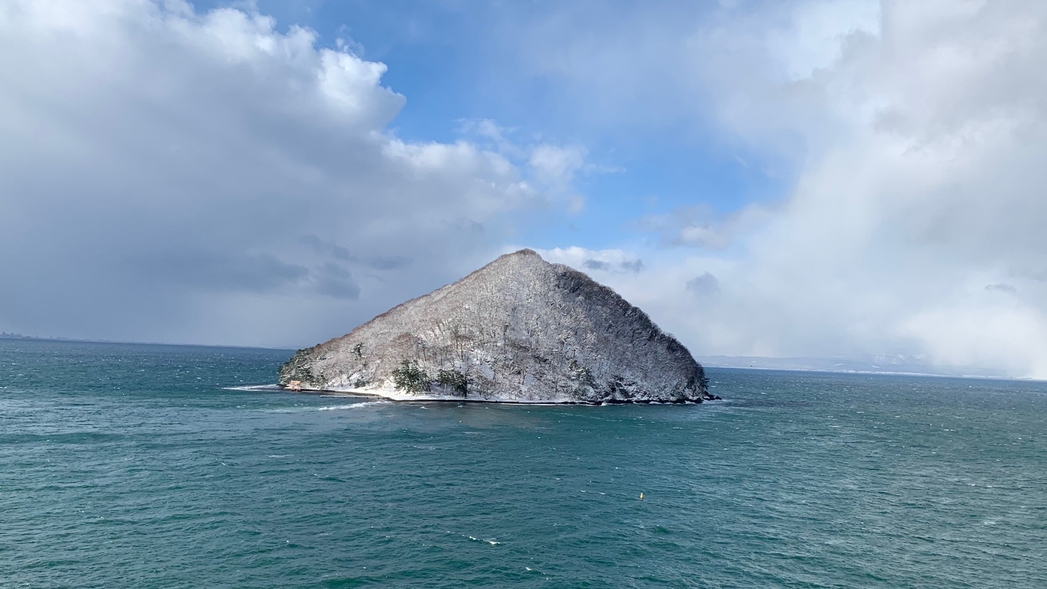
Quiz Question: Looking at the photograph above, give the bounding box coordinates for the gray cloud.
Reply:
[129,252,309,293]
[301,235,353,262]
[313,264,361,300]
[365,255,413,271]
[685,272,720,297]
[620,259,645,273]
[300,235,412,270]
[985,284,1018,295]
[583,258,644,274]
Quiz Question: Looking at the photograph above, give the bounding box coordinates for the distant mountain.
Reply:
[279,249,716,403]
[703,355,1011,378]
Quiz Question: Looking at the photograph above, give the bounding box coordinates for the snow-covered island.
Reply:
[278,249,718,404]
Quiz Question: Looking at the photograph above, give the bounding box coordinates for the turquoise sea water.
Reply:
[1,339,1045,588]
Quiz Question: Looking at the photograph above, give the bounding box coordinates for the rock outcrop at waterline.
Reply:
[279,249,718,404]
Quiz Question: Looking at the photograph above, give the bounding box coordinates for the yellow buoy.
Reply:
[639,492,644,500]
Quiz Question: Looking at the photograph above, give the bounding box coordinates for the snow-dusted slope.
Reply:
[279,249,715,403]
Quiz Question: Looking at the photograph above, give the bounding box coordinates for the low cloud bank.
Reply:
[536,1,1047,378]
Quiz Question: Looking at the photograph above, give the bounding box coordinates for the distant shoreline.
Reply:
[702,354,1018,381]
[0,334,292,352]
[702,362,1043,383]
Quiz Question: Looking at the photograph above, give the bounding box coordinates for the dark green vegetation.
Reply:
[391,360,430,392]
[390,362,469,396]
[278,345,318,385]
[437,368,469,396]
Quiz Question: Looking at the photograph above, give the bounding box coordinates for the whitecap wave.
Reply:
[223,384,283,391]
[318,401,389,411]
[466,535,501,545]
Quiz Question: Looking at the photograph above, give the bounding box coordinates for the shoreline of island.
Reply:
[257,383,716,405]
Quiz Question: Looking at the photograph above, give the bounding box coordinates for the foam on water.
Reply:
[256,401,387,413]
[223,384,285,391]
[318,401,389,411]
[466,535,502,545]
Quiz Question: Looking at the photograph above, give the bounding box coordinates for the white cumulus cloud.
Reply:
[0,0,569,347]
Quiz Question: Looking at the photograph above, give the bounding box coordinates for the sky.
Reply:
[2,0,1047,377]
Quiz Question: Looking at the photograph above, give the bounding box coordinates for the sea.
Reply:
[1,339,1045,588]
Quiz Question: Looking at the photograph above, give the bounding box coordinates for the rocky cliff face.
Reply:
[279,249,715,403]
